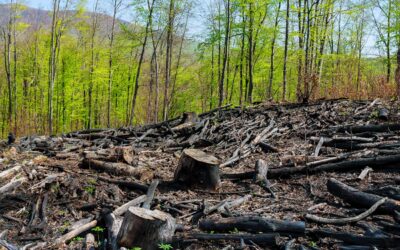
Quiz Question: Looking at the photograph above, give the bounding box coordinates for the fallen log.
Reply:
[117,207,176,250]
[0,177,27,194]
[113,195,147,216]
[336,123,400,133]
[177,233,279,247]
[174,149,221,190]
[199,216,305,235]
[97,176,148,192]
[142,179,159,209]
[82,158,138,176]
[254,159,275,198]
[305,198,387,225]
[327,178,400,214]
[55,220,98,245]
[309,228,400,248]
[270,154,400,178]
[0,165,22,182]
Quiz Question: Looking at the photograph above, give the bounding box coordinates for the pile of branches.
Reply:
[0,98,399,249]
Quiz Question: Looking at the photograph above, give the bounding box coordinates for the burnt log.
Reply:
[336,123,400,133]
[305,198,387,225]
[199,216,305,236]
[81,159,138,176]
[177,233,279,247]
[327,178,400,214]
[174,149,221,190]
[309,228,400,248]
[117,207,176,250]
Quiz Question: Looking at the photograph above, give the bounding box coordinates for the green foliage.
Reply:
[71,236,84,242]
[309,241,317,248]
[84,185,95,194]
[92,226,105,233]
[158,243,173,250]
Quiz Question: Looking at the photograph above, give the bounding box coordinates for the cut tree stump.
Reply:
[117,207,176,250]
[174,149,221,190]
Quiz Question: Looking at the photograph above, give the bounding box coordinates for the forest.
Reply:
[0,0,398,137]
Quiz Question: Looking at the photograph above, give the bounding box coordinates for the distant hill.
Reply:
[0,4,126,34]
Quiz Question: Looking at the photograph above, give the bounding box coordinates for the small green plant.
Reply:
[84,185,95,194]
[92,226,105,233]
[88,178,97,185]
[370,110,379,119]
[229,227,239,234]
[309,241,317,247]
[92,226,105,245]
[129,247,142,250]
[158,243,173,250]
[209,230,215,234]
[71,236,84,242]
[51,183,60,193]
[58,210,67,216]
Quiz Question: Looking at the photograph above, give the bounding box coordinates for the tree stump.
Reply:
[174,149,221,190]
[117,207,176,250]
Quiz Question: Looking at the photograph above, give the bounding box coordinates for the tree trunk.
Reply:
[282,0,290,101]
[268,1,282,99]
[219,0,230,107]
[117,207,176,250]
[174,149,221,190]
[396,49,400,100]
[129,0,155,126]
[87,0,99,130]
[162,0,175,121]
[247,2,254,103]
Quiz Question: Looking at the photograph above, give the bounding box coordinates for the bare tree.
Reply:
[219,0,230,107]
[282,0,289,101]
[87,0,100,129]
[129,0,156,126]
[162,0,175,121]
[107,0,122,128]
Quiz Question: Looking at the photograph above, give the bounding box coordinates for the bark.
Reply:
[247,2,254,103]
[178,233,279,246]
[282,0,290,101]
[107,0,121,128]
[199,216,305,235]
[162,0,175,121]
[87,0,99,130]
[117,207,176,250]
[396,48,400,100]
[268,1,282,99]
[327,178,400,214]
[173,148,221,190]
[305,198,387,225]
[129,0,155,126]
[219,0,230,107]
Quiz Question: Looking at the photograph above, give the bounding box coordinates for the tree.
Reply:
[162,0,175,121]
[87,0,100,129]
[107,0,122,128]
[219,0,230,107]
[129,0,156,126]
[282,0,289,101]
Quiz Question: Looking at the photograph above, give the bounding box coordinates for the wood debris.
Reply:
[0,99,399,249]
